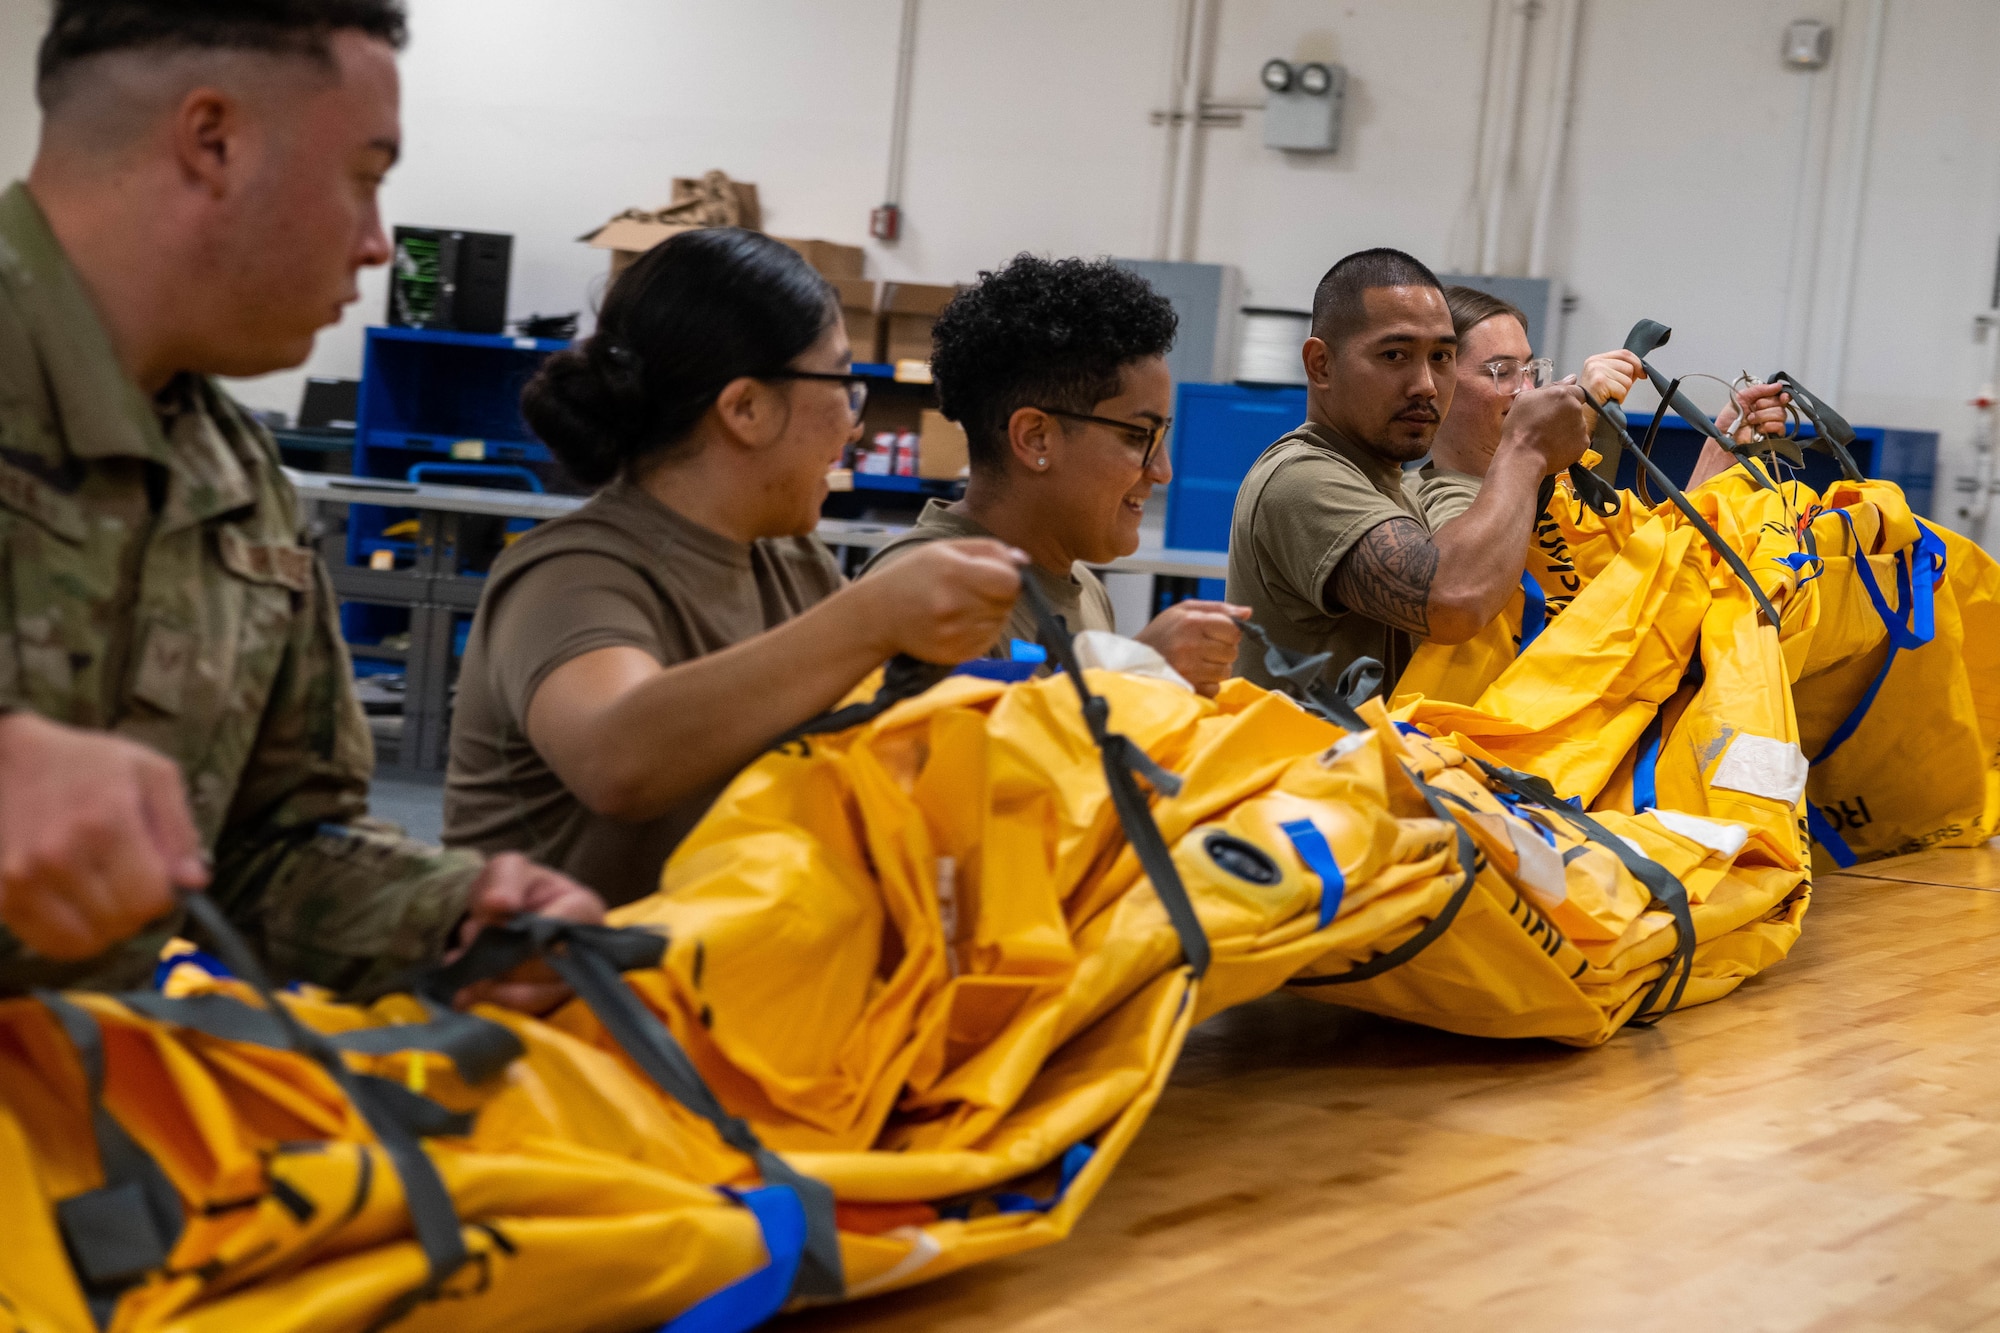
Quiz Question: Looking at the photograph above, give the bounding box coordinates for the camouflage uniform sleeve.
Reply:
[208,555,484,1000]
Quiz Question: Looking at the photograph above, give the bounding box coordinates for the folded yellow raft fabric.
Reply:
[579,669,1454,1298]
[0,955,783,1333]
[1789,479,2000,866]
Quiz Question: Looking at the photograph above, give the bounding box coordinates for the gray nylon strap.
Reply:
[115,990,524,1086]
[418,916,847,1303]
[1020,577,1212,980]
[36,992,186,1328]
[1474,760,1696,1019]
[177,893,471,1294]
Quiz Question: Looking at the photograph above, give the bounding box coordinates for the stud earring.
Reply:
[1036,458,1048,468]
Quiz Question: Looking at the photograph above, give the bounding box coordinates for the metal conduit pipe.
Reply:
[1820,0,1888,404]
[1526,0,1583,279]
[1152,0,1198,260]
[1168,0,1220,261]
[1479,0,1536,274]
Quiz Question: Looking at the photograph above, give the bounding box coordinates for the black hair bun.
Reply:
[520,228,836,487]
[520,339,650,488]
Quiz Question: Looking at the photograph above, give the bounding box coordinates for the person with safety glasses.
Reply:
[859,254,1249,695]
[444,229,1025,907]
[1227,249,1594,694]
[1421,285,1792,524]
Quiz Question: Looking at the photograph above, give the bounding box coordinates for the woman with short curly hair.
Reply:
[860,254,1247,694]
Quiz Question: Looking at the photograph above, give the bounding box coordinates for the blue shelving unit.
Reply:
[1163,383,1306,597]
[825,361,962,507]
[343,326,572,646]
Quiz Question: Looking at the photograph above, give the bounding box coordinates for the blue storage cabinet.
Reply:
[1164,383,1306,598]
[1614,414,1937,515]
[343,326,571,648]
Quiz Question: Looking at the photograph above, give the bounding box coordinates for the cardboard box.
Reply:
[774,237,866,280]
[917,408,970,480]
[831,278,883,364]
[581,171,763,282]
[881,282,960,365]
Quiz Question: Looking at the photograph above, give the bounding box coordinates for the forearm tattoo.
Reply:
[1327,517,1438,635]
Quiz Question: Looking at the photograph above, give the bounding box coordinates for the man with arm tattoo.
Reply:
[1226,248,1590,690]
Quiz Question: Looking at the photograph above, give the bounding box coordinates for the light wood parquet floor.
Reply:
[786,845,2000,1332]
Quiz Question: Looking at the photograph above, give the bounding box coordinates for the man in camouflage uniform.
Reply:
[0,0,601,1004]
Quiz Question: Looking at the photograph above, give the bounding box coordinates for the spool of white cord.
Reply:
[1235,307,1311,385]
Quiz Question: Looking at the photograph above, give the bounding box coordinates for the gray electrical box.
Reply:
[1112,259,1243,387]
[1264,63,1346,153]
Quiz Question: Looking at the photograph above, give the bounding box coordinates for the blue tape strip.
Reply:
[992,1142,1095,1215]
[1518,570,1548,649]
[1806,802,1859,869]
[661,1185,808,1333]
[1280,817,1348,927]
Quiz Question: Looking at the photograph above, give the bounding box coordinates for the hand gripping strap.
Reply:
[775,655,955,748]
[1584,390,1784,629]
[419,917,846,1304]
[1623,319,1799,479]
[1769,370,1866,482]
[1017,577,1213,979]
[1473,761,1697,1020]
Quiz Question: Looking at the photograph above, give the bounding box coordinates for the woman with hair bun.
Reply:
[445,228,1024,906]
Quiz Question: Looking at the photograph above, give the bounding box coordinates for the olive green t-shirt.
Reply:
[858,498,1117,650]
[1226,421,1435,690]
[1416,464,1484,527]
[445,479,844,906]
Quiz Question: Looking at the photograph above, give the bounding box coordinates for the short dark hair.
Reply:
[522,229,837,488]
[1310,247,1444,347]
[38,0,408,107]
[1442,284,1527,344]
[930,255,1178,472]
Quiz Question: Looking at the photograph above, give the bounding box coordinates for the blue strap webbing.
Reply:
[1811,516,1947,767]
[1806,801,1860,869]
[1518,570,1548,649]
[1280,817,1348,927]
[1632,712,1664,813]
[660,1185,808,1333]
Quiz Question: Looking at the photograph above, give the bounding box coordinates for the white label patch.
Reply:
[1507,817,1568,904]
[1647,808,1750,859]
[1710,733,1810,806]
[1318,730,1373,766]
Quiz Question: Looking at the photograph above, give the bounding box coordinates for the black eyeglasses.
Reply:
[1038,408,1172,470]
[762,371,869,418]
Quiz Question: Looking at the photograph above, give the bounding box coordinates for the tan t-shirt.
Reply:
[859,498,1117,651]
[1416,464,1483,526]
[445,479,845,905]
[1226,421,1435,689]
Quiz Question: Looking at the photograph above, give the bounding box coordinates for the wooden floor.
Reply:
[788,845,2000,1333]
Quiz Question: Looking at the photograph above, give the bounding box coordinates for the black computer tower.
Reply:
[387,227,511,334]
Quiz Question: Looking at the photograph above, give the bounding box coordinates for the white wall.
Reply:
[2,0,1996,525]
